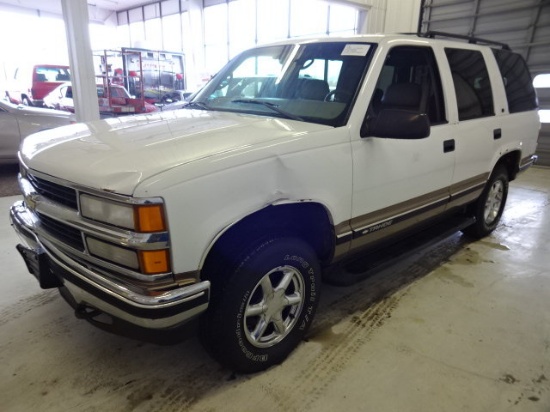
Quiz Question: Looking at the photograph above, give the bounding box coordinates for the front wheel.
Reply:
[463,165,509,238]
[200,237,321,373]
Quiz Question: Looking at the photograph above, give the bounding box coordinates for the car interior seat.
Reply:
[297,78,330,100]
[381,82,422,111]
[451,72,483,120]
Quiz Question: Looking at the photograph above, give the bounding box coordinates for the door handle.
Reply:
[443,139,455,153]
[494,128,502,140]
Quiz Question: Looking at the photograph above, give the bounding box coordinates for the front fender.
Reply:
[134,127,353,275]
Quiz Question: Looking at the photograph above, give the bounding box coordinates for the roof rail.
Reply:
[419,31,511,50]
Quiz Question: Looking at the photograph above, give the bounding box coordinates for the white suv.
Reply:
[11,33,540,373]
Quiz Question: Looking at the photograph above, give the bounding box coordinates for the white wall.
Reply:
[384,0,422,33]
[341,0,422,33]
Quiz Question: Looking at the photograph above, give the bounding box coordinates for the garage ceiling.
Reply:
[419,0,550,76]
[89,0,157,10]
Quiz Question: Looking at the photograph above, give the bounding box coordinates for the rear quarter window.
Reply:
[492,49,538,113]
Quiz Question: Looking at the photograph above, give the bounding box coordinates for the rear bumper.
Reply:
[10,200,210,329]
[519,154,538,172]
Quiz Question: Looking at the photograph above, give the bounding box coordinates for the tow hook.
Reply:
[75,304,102,320]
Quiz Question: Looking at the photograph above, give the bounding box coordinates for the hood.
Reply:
[0,99,71,119]
[18,106,74,121]
[20,109,329,195]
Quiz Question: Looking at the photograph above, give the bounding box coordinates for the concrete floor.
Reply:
[1,167,549,412]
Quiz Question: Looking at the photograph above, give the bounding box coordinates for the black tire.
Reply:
[462,165,509,238]
[200,237,321,373]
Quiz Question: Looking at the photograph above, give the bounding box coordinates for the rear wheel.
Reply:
[200,237,321,373]
[463,165,509,238]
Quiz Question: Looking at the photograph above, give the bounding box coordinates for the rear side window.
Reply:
[492,49,538,113]
[445,48,494,121]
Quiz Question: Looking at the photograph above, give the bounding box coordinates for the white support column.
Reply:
[61,0,100,122]
[384,0,422,33]
[186,0,206,90]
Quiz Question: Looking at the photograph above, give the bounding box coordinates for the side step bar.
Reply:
[324,216,476,286]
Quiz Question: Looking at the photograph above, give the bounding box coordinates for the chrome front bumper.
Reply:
[10,200,210,329]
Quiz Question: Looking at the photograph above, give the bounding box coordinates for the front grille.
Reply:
[28,174,78,210]
[39,213,85,251]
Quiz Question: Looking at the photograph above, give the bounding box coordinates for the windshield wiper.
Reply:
[231,99,304,122]
[184,101,211,110]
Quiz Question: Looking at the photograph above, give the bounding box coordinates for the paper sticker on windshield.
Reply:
[341,44,371,56]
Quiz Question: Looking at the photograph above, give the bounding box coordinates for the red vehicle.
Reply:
[6,64,70,107]
[95,48,186,105]
[43,82,157,115]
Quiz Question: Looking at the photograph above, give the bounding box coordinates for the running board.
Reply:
[324,216,476,286]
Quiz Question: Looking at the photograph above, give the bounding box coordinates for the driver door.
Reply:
[349,45,455,252]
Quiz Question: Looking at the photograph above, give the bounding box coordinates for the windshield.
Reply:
[192,42,374,127]
[35,66,71,82]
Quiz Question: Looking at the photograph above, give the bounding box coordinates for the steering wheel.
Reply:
[324,89,352,102]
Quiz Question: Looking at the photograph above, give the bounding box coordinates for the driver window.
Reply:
[366,46,446,125]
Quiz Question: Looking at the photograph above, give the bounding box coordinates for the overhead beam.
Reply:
[524,0,544,62]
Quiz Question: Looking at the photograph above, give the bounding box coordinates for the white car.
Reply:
[10,33,540,373]
[0,97,73,164]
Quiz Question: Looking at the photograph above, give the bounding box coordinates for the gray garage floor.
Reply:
[1,167,549,412]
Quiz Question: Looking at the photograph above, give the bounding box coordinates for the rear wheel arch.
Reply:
[494,150,521,182]
[21,94,32,106]
[463,163,509,238]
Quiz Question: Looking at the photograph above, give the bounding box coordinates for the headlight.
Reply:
[80,194,166,232]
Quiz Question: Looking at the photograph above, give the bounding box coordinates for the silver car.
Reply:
[0,96,74,164]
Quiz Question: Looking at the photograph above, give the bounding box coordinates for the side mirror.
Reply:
[361,109,430,139]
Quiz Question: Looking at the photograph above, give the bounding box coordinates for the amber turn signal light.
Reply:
[139,249,170,274]
[135,204,166,232]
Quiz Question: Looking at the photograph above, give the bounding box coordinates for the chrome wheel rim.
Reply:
[244,265,305,348]
[484,179,504,225]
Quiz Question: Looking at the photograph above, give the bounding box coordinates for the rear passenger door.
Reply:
[443,47,502,209]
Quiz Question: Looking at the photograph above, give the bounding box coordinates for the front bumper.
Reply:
[10,200,210,329]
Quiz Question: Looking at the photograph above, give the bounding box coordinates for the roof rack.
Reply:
[419,31,511,50]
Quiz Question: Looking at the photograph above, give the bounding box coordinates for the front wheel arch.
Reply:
[21,95,32,106]
[201,203,334,282]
